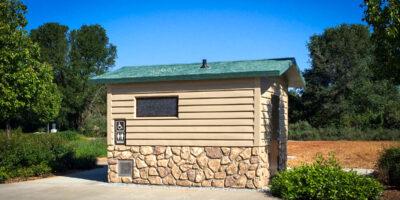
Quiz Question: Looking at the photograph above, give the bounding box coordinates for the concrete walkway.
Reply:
[0,166,278,200]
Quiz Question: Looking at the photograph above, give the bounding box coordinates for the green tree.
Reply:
[30,23,69,85]
[301,24,400,128]
[69,25,116,130]
[363,0,400,84]
[30,24,116,130]
[0,0,61,135]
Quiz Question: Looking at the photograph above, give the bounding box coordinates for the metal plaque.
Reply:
[114,119,126,145]
[118,160,133,177]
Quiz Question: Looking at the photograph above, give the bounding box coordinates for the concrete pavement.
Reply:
[0,166,278,200]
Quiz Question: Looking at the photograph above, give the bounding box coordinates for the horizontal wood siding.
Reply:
[260,77,288,146]
[109,78,256,146]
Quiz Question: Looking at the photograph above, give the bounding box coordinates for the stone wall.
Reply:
[107,146,269,189]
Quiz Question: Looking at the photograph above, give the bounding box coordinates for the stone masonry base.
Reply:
[107,146,269,189]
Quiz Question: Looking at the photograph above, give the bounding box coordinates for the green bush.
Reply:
[57,131,81,141]
[377,147,400,186]
[0,132,107,182]
[270,154,383,200]
[68,138,107,169]
[289,121,400,140]
[0,133,74,182]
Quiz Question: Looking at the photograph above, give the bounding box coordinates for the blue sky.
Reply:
[24,0,365,71]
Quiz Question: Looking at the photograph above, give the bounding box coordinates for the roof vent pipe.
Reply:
[201,59,208,68]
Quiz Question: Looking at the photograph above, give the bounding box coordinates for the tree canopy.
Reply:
[30,23,116,131]
[292,24,400,129]
[0,0,61,133]
[364,0,400,84]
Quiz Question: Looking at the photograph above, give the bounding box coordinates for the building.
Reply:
[91,58,304,189]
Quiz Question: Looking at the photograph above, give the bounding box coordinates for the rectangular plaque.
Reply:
[118,160,133,177]
[114,119,126,145]
[136,97,178,117]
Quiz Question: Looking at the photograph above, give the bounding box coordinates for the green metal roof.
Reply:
[91,57,305,88]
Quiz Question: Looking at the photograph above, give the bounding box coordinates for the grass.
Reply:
[69,137,107,157]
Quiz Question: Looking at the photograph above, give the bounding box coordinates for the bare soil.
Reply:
[287,140,400,169]
[288,141,400,200]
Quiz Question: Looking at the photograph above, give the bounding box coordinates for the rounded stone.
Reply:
[162,174,176,185]
[148,176,162,185]
[165,147,173,158]
[226,163,238,175]
[130,146,140,153]
[187,169,196,182]
[157,159,169,167]
[145,155,157,167]
[140,146,153,155]
[205,147,223,159]
[207,159,221,173]
[177,180,192,187]
[190,147,204,156]
[221,147,230,156]
[211,180,224,187]
[149,167,158,176]
[181,147,190,160]
[157,167,170,178]
[154,146,166,155]
[171,147,181,155]
[201,180,212,187]
[196,153,209,168]
[229,148,243,161]
[214,172,226,179]
[240,148,252,160]
[139,168,148,179]
[221,156,231,165]
[136,158,147,169]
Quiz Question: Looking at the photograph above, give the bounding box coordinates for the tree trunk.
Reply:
[6,121,11,138]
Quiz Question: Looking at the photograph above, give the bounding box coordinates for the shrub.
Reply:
[270,154,383,200]
[0,133,74,182]
[68,138,107,169]
[0,131,107,182]
[57,131,81,141]
[377,147,400,186]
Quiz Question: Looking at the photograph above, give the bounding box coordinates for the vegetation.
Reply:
[270,154,383,200]
[0,0,61,135]
[377,147,400,186]
[30,23,116,133]
[363,0,400,84]
[289,121,400,141]
[0,131,106,182]
[290,24,400,130]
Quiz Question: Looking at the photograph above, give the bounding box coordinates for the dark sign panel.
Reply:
[136,97,178,117]
[115,119,126,145]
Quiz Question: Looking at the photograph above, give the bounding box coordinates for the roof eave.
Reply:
[90,71,282,84]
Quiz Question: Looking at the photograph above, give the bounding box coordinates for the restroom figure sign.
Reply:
[114,119,126,145]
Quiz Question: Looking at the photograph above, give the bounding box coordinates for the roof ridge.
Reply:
[119,57,294,69]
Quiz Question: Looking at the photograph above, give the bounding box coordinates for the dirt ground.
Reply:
[287,140,400,169]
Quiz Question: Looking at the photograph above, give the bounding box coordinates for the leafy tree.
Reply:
[68,25,116,130]
[363,0,400,84]
[30,24,116,130]
[0,0,61,135]
[30,23,69,85]
[301,24,400,128]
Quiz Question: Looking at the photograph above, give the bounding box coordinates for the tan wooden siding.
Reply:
[108,78,258,147]
[259,77,289,146]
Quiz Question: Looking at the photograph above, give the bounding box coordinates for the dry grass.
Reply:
[288,140,400,169]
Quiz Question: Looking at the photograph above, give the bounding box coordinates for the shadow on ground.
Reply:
[62,164,107,182]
